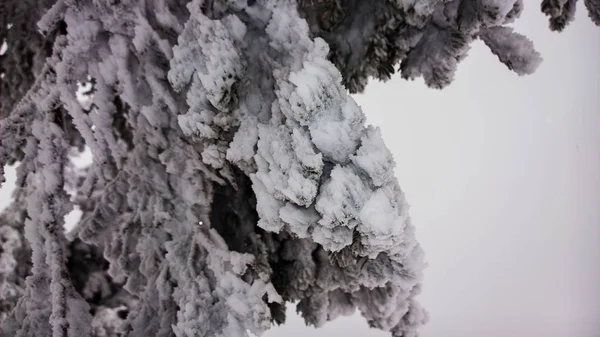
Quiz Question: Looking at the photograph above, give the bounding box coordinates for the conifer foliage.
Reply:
[1,0,598,336]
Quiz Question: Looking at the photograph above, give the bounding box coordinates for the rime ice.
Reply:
[2,0,599,336]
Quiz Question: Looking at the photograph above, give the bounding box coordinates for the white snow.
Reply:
[0,40,8,56]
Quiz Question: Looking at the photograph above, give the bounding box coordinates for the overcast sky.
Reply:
[1,4,599,337]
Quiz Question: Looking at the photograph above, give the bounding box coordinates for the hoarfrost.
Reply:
[2,0,595,335]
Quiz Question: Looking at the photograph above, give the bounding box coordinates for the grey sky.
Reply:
[1,4,598,337]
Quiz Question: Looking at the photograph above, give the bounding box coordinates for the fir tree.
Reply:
[1,1,598,336]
